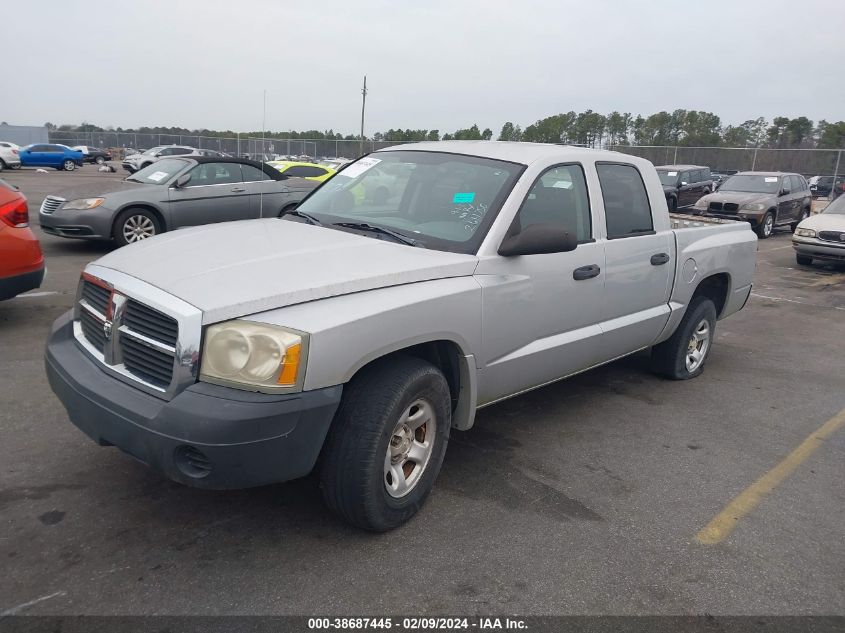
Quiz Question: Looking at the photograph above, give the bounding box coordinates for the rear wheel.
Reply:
[113,208,161,246]
[62,159,76,171]
[319,356,451,531]
[95,156,106,165]
[796,254,813,266]
[756,211,774,239]
[791,208,810,232]
[0,159,5,172]
[651,296,717,380]
[668,196,677,212]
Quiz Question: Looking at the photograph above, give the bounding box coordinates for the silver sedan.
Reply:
[39,157,318,247]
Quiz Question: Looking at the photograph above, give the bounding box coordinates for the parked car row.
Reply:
[122,145,226,173]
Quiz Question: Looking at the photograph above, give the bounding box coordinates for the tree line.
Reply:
[43,110,845,149]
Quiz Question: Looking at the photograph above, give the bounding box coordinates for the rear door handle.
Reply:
[230,187,246,192]
[573,264,601,280]
[650,253,670,265]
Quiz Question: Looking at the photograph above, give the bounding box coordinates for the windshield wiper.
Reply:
[282,209,323,226]
[333,222,419,247]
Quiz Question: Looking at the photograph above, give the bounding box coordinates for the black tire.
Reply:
[755,211,774,239]
[319,356,452,531]
[651,296,717,380]
[796,254,813,266]
[668,196,677,213]
[791,208,810,232]
[113,208,161,247]
[95,156,105,165]
[62,159,76,171]
[0,159,5,172]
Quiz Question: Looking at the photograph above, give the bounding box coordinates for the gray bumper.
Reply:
[45,312,342,489]
[792,238,845,262]
[39,207,116,240]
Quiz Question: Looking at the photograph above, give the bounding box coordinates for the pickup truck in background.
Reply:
[45,142,757,531]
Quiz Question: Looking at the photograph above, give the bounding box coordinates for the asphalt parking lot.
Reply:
[1,165,843,616]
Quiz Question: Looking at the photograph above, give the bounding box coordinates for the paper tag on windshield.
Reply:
[341,157,381,179]
[147,171,168,182]
[764,177,778,182]
[668,171,678,176]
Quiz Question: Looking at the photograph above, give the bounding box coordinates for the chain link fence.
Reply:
[47,131,419,160]
[607,145,843,180]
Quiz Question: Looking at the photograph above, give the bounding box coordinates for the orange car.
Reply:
[0,179,44,300]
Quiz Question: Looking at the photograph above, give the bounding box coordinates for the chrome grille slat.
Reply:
[81,281,110,315]
[120,336,175,388]
[39,196,65,215]
[818,230,845,243]
[123,300,179,346]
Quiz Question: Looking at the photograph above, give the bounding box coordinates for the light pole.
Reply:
[359,75,367,157]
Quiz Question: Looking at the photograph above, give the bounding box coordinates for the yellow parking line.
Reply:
[695,407,845,545]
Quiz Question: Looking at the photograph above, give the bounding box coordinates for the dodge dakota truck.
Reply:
[45,142,757,531]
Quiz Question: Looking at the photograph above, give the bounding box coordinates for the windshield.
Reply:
[822,196,845,215]
[657,170,679,186]
[720,174,781,193]
[142,146,164,156]
[126,158,188,184]
[294,150,524,254]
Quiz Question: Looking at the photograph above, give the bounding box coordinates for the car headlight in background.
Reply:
[200,321,307,393]
[794,228,816,238]
[63,198,105,210]
[740,202,767,212]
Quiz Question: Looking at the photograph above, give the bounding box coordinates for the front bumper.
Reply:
[792,237,845,262]
[39,206,115,240]
[0,266,45,300]
[695,210,762,226]
[45,312,343,489]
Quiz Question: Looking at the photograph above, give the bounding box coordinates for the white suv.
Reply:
[0,141,21,171]
[121,145,223,173]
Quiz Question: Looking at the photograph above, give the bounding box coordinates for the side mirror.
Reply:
[498,223,577,257]
[680,181,688,186]
[174,174,191,188]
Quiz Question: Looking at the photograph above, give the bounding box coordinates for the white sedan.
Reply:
[0,141,21,171]
[792,196,845,266]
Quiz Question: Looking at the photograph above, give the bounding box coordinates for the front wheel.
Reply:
[796,254,813,266]
[668,196,677,213]
[95,156,106,165]
[113,208,161,246]
[755,211,774,239]
[62,159,76,171]
[791,208,810,232]
[319,356,451,531]
[651,296,717,380]
[0,160,5,172]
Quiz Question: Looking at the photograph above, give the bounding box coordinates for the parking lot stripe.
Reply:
[695,407,845,545]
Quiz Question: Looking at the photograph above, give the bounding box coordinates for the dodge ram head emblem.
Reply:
[103,320,113,340]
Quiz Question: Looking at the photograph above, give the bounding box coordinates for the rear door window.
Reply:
[597,163,655,239]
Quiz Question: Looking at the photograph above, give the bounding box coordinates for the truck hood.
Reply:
[91,219,480,324]
[698,190,775,207]
[53,179,150,201]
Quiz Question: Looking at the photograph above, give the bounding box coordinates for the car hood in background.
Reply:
[89,219,479,324]
[51,180,152,202]
[698,191,775,207]
[796,213,845,232]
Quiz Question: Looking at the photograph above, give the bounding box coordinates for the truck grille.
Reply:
[819,231,845,243]
[723,203,739,212]
[77,279,180,392]
[708,202,723,211]
[39,196,65,215]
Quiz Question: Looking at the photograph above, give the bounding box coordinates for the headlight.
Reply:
[795,228,816,238]
[741,202,767,212]
[63,197,105,210]
[200,320,307,393]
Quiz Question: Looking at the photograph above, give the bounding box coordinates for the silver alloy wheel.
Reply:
[123,215,156,243]
[763,213,774,236]
[384,398,436,498]
[63,160,75,171]
[95,156,105,164]
[685,318,711,373]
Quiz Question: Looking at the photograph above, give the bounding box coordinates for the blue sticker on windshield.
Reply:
[453,192,475,204]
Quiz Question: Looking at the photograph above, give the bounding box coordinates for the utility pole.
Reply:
[359,75,367,157]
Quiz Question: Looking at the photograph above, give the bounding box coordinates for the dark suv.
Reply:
[656,165,714,211]
[809,175,845,199]
[693,171,812,239]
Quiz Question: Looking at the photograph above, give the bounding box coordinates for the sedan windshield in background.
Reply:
[822,196,845,214]
[125,158,188,184]
[720,174,781,193]
[294,151,524,254]
[657,170,679,186]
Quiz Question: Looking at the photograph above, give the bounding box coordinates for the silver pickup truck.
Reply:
[45,142,757,531]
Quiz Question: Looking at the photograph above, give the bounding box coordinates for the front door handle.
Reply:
[573,264,601,280]
[650,253,670,265]
[230,187,246,192]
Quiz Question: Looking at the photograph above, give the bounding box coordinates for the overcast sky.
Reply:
[8,0,844,135]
